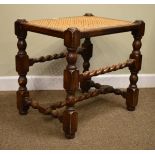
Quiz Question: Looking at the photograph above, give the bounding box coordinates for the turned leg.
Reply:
[126,21,145,111]
[80,38,93,92]
[63,28,80,139]
[15,20,30,115]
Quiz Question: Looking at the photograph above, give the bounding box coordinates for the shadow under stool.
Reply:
[15,13,145,139]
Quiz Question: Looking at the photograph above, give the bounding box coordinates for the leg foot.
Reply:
[80,79,91,93]
[126,88,139,111]
[63,108,78,139]
[17,91,29,115]
[127,106,135,111]
[65,133,75,139]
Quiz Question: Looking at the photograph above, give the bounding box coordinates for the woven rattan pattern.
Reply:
[27,16,132,32]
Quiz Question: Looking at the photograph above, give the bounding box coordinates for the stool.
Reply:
[15,13,145,139]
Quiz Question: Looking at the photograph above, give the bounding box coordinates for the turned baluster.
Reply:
[80,38,93,92]
[126,21,145,111]
[63,28,80,139]
[15,20,30,114]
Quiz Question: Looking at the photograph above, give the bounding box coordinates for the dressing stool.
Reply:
[15,13,145,139]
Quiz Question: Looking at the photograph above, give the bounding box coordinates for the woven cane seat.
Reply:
[27,16,132,32]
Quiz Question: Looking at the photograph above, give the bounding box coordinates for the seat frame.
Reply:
[15,13,145,139]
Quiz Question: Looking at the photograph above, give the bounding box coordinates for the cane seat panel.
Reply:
[27,16,132,32]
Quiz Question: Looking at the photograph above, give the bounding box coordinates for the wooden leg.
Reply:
[80,38,93,93]
[63,28,80,139]
[126,21,145,111]
[15,20,30,115]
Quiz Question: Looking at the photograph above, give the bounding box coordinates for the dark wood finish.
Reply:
[80,59,135,80]
[29,47,85,66]
[15,15,145,139]
[28,98,63,119]
[84,13,94,16]
[80,38,93,92]
[89,81,126,98]
[29,52,66,66]
[15,19,30,115]
[63,28,80,139]
[126,21,145,111]
[73,85,124,102]
[32,83,126,112]
[28,83,126,118]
